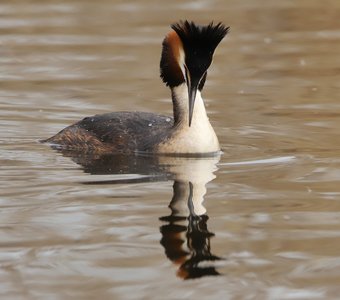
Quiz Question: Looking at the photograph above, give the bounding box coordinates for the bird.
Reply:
[43,21,229,156]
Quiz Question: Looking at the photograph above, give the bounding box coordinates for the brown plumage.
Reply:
[44,112,173,154]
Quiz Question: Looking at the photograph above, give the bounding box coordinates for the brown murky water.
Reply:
[1,0,340,299]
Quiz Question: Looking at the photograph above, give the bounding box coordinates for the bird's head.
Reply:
[160,21,229,126]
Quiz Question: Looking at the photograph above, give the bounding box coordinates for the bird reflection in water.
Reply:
[160,181,221,279]
[52,148,222,279]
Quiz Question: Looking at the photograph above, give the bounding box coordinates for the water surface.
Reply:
[1,0,340,299]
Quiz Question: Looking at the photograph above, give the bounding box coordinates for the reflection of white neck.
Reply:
[157,84,220,154]
[163,156,220,216]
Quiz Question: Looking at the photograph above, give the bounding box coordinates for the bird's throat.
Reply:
[158,83,220,154]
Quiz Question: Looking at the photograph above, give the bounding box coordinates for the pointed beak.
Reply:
[187,76,200,127]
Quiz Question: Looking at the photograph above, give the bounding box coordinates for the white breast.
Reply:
[157,84,220,154]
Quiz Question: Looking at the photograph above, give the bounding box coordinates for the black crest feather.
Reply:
[160,21,229,88]
[171,20,229,53]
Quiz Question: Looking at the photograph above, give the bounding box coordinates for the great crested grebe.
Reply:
[44,21,229,156]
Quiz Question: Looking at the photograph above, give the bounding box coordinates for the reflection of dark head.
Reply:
[160,194,221,280]
[183,215,221,279]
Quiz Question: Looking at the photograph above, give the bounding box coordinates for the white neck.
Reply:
[172,84,208,126]
[157,83,220,154]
